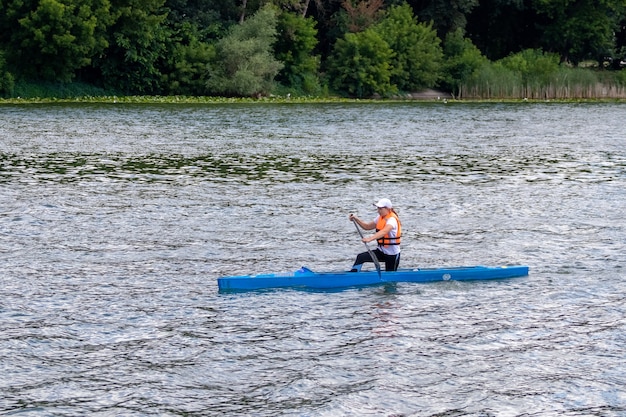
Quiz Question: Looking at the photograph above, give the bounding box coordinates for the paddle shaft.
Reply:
[352,218,382,277]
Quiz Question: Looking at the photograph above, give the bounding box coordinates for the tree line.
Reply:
[1,0,625,99]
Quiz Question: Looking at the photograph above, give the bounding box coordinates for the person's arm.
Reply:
[363,223,393,243]
[348,213,376,230]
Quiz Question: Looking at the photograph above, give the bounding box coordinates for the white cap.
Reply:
[373,198,393,208]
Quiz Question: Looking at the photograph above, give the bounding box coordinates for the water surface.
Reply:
[0,102,624,416]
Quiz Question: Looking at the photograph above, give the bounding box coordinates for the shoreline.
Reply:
[1,90,624,105]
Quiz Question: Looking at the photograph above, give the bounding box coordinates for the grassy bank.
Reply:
[2,77,626,104]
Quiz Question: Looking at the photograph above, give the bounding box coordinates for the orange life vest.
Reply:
[376,211,402,247]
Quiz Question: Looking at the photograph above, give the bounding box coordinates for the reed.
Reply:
[460,63,626,100]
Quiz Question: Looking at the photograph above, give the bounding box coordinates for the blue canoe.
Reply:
[217,265,529,291]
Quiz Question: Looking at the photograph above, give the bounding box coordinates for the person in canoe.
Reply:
[349,198,402,272]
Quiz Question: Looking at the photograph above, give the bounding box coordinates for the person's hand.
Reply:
[349,213,356,222]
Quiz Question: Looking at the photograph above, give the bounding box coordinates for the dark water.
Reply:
[0,102,624,416]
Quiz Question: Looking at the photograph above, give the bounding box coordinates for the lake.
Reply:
[0,101,624,416]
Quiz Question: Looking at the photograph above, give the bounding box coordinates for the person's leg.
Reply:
[384,253,401,271]
[351,249,385,272]
[350,251,372,272]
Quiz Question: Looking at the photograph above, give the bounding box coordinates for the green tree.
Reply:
[0,50,15,97]
[1,0,112,82]
[327,28,395,98]
[91,0,169,93]
[206,5,284,97]
[339,0,385,33]
[303,0,347,60]
[374,3,443,91]
[165,0,240,40]
[533,0,626,64]
[409,0,479,39]
[271,0,315,17]
[440,28,488,96]
[161,22,215,95]
[275,11,321,94]
[465,0,539,60]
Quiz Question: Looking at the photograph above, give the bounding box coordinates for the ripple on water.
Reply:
[0,102,624,416]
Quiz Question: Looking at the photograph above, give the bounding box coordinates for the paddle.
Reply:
[352,218,382,279]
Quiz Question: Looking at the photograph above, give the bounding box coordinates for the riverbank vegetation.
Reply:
[1,0,625,101]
